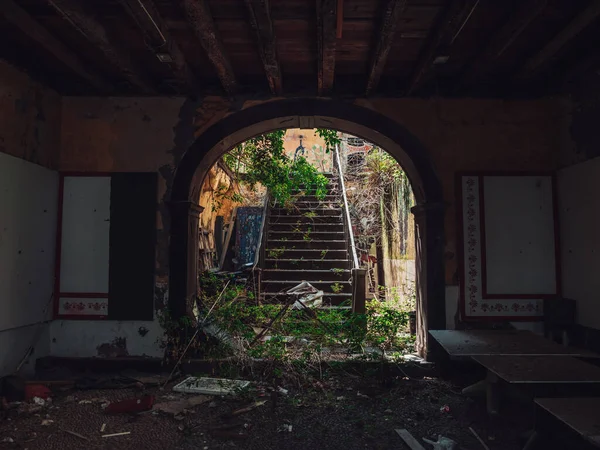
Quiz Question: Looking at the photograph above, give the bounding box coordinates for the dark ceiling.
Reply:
[1,0,599,98]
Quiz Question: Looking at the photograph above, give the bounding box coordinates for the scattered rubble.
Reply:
[153,395,212,416]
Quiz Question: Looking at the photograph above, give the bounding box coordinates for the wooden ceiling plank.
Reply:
[244,0,282,95]
[181,0,238,96]
[48,0,154,93]
[365,0,408,96]
[316,0,337,96]
[1,0,112,93]
[461,0,547,86]
[407,0,479,95]
[517,1,600,80]
[117,0,198,93]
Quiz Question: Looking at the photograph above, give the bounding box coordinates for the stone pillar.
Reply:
[411,202,445,359]
[168,201,204,318]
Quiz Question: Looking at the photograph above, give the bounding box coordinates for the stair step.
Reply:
[295,195,339,202]
[271,208,341,216]
[261,292,352,306]
[262,269,351,281]
[264,248,347,259]
[269,215,342,224]
[289,201,342,209]
[264,258,351,270]
[262,279,352,294]
[268,223,344,232]
[269,231,345,240]
[267,239,347,249]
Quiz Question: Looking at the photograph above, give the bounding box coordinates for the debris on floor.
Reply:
[105,395,155,414]
[153,395,212,416]
[173,376,250,395]
[422,435,458,450]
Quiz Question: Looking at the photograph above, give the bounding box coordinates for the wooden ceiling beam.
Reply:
[117,0,198,94]
[407,0,480,95]
[244,0,282,95]
[365,0,408,96]
[1,0,112,93]
[316,0,337,96]
[48,0,154,93]
[516,2,600,80]
[461,0,547,86]
[181,0,237,96]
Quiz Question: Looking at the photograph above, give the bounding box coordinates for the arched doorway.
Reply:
[169,98,445,355]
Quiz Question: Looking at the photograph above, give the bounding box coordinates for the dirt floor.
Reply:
[0,363,536,450]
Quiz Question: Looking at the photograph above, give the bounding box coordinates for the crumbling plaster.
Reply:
[59,95,570,293]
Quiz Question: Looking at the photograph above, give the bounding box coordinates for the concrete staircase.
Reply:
[261,173,353,306]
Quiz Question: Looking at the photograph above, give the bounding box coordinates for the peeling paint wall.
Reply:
[0,61,61,375]
[52,94,569,356]
[0,60,61,169]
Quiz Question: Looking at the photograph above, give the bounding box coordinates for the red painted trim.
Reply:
[53,172,112,319]
[552,174,563,296]
[58,292,109,298]
[478,175,489,297]
[456,173,467,322]
[53,175,65,319]
[60,171,112,177]
[456,172,547,322]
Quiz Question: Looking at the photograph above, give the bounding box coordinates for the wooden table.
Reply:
[473,355,600,385]
[473,355,600,414]
[529,398,600,449]
[429,329,597,358]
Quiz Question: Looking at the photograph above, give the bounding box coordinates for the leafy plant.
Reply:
[267,247,285,259]
[222,131,328,206]
[331,268,345,275]
[320,249,328,260]
[330,282,344,293]
[316,129,341,152]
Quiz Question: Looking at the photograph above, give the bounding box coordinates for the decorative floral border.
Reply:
[58,298,108,316]
[461,176,542,318]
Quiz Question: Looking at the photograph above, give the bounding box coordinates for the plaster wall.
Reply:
[52,95,569,355]
[0,62,61,375]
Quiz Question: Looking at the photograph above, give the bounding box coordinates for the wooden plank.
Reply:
[316,0,337,95]
[244,0,283,95]
[117,0,199,93]
[48,0,154,94]
[181,0,238,95]
[460,0,547,86]
[473,355,600,384]
[517,1,600,80]
[365,0,408,95]
[395,428,426,450]
[0,0,111,93]
[407,0,479,95]
[536,398,600,442]
[429,329,598,358]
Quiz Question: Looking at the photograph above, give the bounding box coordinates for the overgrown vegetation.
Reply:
[181,272,415,381]
[221,131,329,207]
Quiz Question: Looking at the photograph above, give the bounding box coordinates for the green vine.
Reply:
[222,131,328,206]
[316,129,342,152]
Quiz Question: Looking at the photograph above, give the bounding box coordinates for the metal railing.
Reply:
[334,144,366,313]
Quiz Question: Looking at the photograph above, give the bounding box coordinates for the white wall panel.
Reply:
[483,176,556,295]
[559,158,600,329]
[59,176,110,293]
[0,153,58,331]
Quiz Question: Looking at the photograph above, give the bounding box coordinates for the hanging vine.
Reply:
[221,131,328,206]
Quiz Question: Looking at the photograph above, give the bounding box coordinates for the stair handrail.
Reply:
[254,189,270,269]
[334,144,360,270]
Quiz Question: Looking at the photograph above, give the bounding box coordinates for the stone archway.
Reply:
[169,98,445,356]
